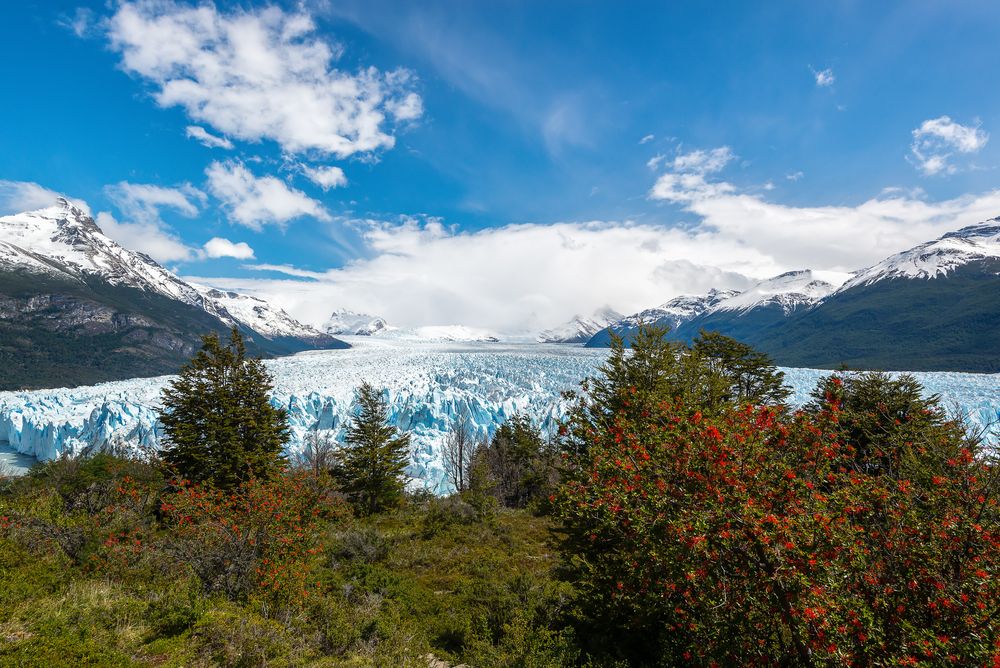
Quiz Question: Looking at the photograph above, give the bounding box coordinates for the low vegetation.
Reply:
[0,327,997,666]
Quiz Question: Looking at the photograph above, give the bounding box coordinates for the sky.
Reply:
[2,0,1000,333]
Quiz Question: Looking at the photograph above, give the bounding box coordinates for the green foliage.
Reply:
[554,329,1000,665]
[160,328,290,490]
[470,414,557,509]
[337,381,412,515]
[564,325,789,459]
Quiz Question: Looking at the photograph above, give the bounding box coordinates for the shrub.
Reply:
[554,338,1000,665]
[332,526,391,565]
[158,474,344,606]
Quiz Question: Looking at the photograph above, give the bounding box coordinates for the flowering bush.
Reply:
[555,331,1000,665]
[159,473,347,606]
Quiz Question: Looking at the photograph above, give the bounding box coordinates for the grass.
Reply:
[0,463,574,668]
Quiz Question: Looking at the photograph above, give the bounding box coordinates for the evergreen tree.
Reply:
[689,330,790,409]
[337,381,411,514]
[469,415,554,508]
[159,328,289,489]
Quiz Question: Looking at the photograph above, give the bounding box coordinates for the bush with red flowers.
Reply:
[555,327,1000,666]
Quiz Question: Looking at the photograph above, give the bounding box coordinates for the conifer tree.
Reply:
[337,381,411,514]
[159,328,289,489]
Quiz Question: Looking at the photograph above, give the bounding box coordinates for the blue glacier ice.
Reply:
[1,337,997,493]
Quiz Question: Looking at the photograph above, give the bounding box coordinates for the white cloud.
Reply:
[190,219,760,333]
[812,67,835,87]
[301,165,348,190]
[785,171,804,181]
[0,180,91,215]
[100,181,206,263]
[96,211,194,264]
[206,160,330,229]
[105,181,204,221]
[185,125,234,149]
[649,145,1000,273]
[202,237,255,260]
[105,1,421,158]
[669,146,735,175]
[639,134,655,145]
[910,116,989,176]
[208,174,1000,335]
[59,7,96,38]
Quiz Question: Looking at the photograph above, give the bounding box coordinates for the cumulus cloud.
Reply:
[190,219,761,333]
[812,67,835,87]
[95,211,193,264]
[100,182,206,263]
[202,236,255,259]
[185,125,234,149]
[649,147,738,202]
[639,134,655,145]
[206,160,330,229]
[105,181,204,221]
[104,1,421,158]
[910,116,989,176]
[301,165,348,190]
[0,180,91,215]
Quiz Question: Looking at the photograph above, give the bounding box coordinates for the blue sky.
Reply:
[2,1,1000,332]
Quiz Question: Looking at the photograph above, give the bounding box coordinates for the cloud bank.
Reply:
[197,147,1000,333]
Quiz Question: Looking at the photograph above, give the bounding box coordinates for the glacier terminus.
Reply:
[1,336,998,493]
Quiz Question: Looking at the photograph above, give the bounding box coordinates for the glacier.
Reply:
[1,336,998,492]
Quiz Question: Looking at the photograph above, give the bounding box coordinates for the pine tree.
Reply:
[160,328,289,489]
[337,381,411,514]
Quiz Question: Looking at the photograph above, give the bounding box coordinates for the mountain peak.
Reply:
[839,216,1000,291]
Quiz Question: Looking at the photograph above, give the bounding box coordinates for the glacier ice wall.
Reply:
[1,338,998,493]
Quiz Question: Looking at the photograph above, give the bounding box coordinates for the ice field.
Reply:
[1,337,998,492]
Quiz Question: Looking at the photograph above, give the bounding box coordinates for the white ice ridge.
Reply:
[1,337,998,493]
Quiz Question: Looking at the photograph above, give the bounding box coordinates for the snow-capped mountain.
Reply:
[837,219,1000,292]
[0,199,345,389]
[711,271,834,314]
[586,271,833,349]
[590,220,1000,371]
[0,199,209,307]
[537,306,623,343]
[625,289,739,329]
[323,309,389,336]
[191,284,332,343]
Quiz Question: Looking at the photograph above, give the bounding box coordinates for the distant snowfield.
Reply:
[1,337,998,492]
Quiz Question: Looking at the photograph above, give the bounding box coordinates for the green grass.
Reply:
[0,467,574,668]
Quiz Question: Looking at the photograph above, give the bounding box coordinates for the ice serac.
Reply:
[537,306,623,343]
[1,339,998,493]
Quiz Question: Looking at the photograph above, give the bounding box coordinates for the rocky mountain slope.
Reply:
[589,221,1000,372]
[0,200,345,390]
